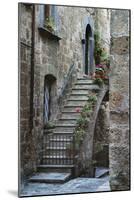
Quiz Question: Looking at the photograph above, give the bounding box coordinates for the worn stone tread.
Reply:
[73,84,100,90]
[75,81,94,85]
[29,172,71,183]
[37,164,74,168]
[55,124,76,127]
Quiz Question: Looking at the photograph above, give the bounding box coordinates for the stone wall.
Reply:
[109,9,130,191]
[19,3,111,188]
[19,4,37,189]
[95,8,111,54]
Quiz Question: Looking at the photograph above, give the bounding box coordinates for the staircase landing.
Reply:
[29,172,71,183]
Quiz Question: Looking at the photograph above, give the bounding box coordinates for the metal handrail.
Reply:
[58,62,75,98]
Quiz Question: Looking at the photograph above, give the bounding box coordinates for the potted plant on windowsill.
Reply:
[44,17,55,33]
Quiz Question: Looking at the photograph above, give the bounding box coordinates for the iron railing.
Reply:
[58,62,76,99]
[43,134,75,165]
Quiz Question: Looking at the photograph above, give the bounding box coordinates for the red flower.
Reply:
[75,108,81,113]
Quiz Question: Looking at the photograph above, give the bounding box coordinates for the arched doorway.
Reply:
[85,24,93,75]
[44,74,56,124]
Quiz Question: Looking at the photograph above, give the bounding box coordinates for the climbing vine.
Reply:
[74,93,97,148]
[92,31,110,86]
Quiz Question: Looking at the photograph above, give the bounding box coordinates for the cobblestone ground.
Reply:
[21,176,110,197]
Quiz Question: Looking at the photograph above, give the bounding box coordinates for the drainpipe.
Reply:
[30,4,35,130]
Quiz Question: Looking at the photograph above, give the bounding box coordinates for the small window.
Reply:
[39,4,61,40]
[39,5,56,33]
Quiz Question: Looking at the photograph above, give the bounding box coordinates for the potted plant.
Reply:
[45,17,55,32]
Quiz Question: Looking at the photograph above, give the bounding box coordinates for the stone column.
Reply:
[109,9,130,191]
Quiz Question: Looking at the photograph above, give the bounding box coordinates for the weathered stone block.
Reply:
[109,127,129,145]
[109,146,130,191]
[110,111,129,124]
[111,36,129,55]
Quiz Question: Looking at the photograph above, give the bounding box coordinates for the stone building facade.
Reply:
[19,3,130,192]
[109,9,130,190]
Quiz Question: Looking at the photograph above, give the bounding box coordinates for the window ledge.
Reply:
[38,26,62,41]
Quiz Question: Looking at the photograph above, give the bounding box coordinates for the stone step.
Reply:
[95,167,109,178]
[38,164,74,169]
[53,130,74,135]
[43,159,74,165]
[76,79,93,84]
[55,123,76,128]
[29,172,71,183]
[37,166,73,173]
[66,100,86,107]
[73,84,100,90]
[71,89,89,95]
[62,107,83,112]
[61,113,80,120]
[45,141,72,148]
[37,164,74,173]
[56,119,77,125]
[69,95,89,101]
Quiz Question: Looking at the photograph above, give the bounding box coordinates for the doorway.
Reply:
[44,74,56,124]
[85,24,93,75]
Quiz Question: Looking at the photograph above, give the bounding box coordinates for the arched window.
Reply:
[85,24,94,75]
[44,74,56,123]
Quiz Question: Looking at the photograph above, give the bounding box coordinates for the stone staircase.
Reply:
[29,78,100,184]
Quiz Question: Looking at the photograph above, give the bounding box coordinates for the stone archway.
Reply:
[92,92,110,174]
[75,86,109,177]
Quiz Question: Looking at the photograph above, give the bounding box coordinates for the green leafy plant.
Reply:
[81,104,92,117]
[87,94,97,103]
[74,94,98,148]
[75,128,85,146]
[44,121,55,129]
[45,17,55,31]
[93,31,110,86]
[93,77,104,86]
[76,116,89,129]
[94,31,109,64]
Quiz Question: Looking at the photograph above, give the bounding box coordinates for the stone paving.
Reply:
[21,176,110,197]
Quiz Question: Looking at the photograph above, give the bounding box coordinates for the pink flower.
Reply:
[75,108,81,113]
[96,64,103,68]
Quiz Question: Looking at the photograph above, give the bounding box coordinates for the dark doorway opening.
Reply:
[44,74,56,124]
[85,24,93,75]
